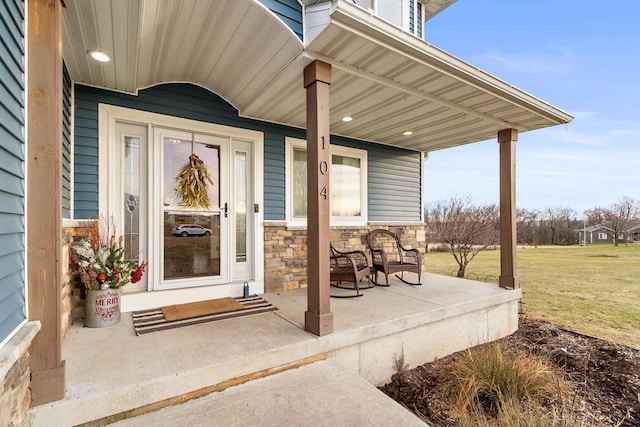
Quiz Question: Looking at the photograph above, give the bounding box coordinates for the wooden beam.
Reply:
[304,61,333,336]
[498,128,519,289]
[27,0,66,404]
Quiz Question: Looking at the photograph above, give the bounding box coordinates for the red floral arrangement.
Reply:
[70,217,147,290]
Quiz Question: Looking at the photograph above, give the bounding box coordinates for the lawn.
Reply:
[424,244,640,349]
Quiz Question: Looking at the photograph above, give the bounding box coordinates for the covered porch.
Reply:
[24,0,572,409]
[30,273,520,426]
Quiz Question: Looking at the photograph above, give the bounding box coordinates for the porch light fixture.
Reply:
[89,51,110,62]
[403,131,413,136]
[341,116,353,122]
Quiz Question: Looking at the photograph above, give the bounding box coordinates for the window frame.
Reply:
[354,0,412,32]
[285,137,368,227]
[376,0,408,29]
[598,232,608,240]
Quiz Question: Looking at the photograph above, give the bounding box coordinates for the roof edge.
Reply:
[331,0,574,126]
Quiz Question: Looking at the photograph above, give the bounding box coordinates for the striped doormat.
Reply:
[131,295,278,335]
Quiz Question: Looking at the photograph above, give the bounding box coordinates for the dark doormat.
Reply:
[131,295,278,335]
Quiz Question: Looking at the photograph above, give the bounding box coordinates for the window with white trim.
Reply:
[286,137,367,226]
[598,232,607,240]
[353,0,423,36]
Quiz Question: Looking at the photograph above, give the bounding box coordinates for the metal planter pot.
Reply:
[85,288,122,328]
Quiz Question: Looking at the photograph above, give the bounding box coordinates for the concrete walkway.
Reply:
[110,358,429,426]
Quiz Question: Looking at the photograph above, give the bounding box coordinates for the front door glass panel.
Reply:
[123,136,141,261]
[117,122,148,291]
[235,152,247,263]
[162,135,224,281]
[163,212,221,279]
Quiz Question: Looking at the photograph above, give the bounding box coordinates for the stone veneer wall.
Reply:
[0,351,31,426]
[0,323,40,427]
[264,223,426,292]
[62,224,94,332]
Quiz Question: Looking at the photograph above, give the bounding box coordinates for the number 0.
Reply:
[319,160,329,175]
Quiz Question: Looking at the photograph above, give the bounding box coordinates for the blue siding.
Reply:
[257,0,303,39]
[62,63,71,218]
[0,0,25,345]
[73,83,422,222]
[346,139,422,222]
[74,83,300,220]
[263,134,287,217]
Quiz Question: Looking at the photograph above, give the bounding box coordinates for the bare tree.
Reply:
[584,197,640,246]
[425,197,499,278]
[517,208,540,246]
[544,206,578,245]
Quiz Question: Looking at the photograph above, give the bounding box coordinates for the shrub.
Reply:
[446,343,566,424]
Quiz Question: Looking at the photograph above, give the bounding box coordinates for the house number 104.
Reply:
[320,136,328,199]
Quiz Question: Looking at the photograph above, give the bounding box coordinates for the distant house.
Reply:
[578,221,640,244]
[627,222,640,242]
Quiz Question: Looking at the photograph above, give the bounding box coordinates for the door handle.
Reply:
[224,202,228,218]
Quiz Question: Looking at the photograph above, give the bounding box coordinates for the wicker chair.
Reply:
[329,244,372,298]
[366,229,422,286]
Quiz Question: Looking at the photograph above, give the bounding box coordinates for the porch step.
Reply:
[108,358,429,426]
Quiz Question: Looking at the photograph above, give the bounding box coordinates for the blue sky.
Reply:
[423,0,640,215]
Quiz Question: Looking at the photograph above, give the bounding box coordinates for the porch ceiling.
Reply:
[62,0,304,108]
[63,0,572,153]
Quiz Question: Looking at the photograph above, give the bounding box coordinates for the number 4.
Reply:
[320,186,327,199]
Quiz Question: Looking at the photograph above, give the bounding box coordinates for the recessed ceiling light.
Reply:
[403,131,413,136]
[89,51,110,62]
[342,116,353,122]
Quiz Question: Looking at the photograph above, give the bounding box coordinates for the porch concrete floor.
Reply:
[29,273,521,426]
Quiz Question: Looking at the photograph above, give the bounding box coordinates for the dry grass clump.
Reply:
[445,343,579,426]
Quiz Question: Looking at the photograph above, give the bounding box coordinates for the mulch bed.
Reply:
[380,317,640,426]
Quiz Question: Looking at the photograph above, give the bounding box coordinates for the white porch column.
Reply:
[304,60,333,336]
[498,128,519,289]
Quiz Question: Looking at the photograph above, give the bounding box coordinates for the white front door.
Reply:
[101,106,264,309]
[154,128,230,289]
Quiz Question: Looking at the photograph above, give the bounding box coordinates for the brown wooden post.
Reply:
[303,60,333,336]
[498,128,519,289]
[27,0,66,404]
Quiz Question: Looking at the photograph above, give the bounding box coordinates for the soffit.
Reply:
[62,0,304,110]
[242,1,573,152]
[422,0,457,21]
[63,0,572,153]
